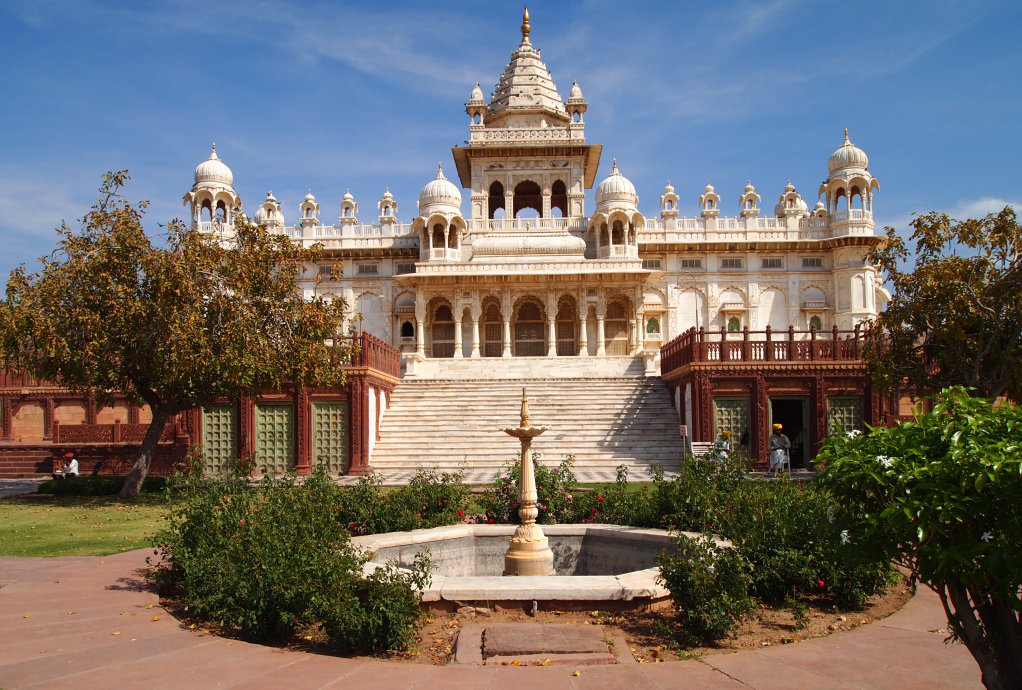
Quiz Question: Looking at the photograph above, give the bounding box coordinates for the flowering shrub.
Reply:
[481,453,586,524]
[656,534,755,644]
[816,388,1022,689]
[151,465,429,651]
[337,468,469,535]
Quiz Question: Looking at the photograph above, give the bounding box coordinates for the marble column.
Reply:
[470,312,481,358]
[578,313,589,356]
[415,320,425,357]
[502,318,512,358]
[596,313,606,356]
[453,314,463,358]
[546,319,557,357]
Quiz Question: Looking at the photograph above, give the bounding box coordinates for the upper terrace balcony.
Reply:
[198,209,871,253]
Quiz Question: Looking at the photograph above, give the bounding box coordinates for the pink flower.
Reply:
[597,496,605,502]
[349,523,355,530]
[458,509,464,516]
[488,518,495,524]
[818,580,825,589]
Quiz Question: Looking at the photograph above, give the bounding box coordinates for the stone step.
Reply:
[371,374,685,474]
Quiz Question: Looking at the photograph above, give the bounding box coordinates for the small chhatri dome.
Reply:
[663,179,675,194]
[784,180,796,193]
[469,82,485,103]
[568,80,584,102]
[828,128,869,173]
[418,163,462,210]
[704,181,715,193]
[744,180,756,193]
[382,187,393,201]
[304,189,316,202]
[193,142,234,186]
[595,159,638,206]
[342,188,355,203]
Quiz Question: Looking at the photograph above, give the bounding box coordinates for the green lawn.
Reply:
[0,496,171,557]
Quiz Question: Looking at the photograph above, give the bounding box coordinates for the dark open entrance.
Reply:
[770,397,808,468]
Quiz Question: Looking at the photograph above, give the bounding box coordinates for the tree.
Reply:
[864,206,1021,401]
[816,388,1022,690]
[0,172,350,498]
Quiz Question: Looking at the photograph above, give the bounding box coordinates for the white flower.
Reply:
[845,429,862,439]
[877,455,893,468]
[840,529,851,544]
[826,506,836,523]
[981,531,993,543]
[706,565,715,575]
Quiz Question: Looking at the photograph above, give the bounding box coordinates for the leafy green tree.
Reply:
[865,206,1021,401]
[0,172,349,498]
[816,388,1022,690]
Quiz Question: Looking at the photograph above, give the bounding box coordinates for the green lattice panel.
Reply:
[255,403,295,474]
[312,402,347,474]
[713,397,750,445]
[827,397,864,436]
[201,404,237,475]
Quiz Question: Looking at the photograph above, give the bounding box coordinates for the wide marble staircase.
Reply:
[368,377,688,482]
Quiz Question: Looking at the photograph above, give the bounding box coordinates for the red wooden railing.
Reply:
[347,331,401,377]
[661,325,867,375]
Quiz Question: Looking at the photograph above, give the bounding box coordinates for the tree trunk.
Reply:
[118,403,172,499]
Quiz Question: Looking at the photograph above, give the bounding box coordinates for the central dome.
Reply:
[193,143,233,186]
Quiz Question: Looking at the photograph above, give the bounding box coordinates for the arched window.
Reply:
[482,302,503,357]
[514,300,545,357]
[809,315,822,331]
[605,301,629,355]
[400,321,414,339]
[727,316,741,332]
[431,224,444,248]
[611,220,624,245]
[555,298,577,356]
[646,317,660,334]
[430,304,455,358]
[447,225,458,248]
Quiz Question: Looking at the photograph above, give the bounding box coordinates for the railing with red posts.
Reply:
[348,331,401,378]
[0,370,51,388]
[661,324,867,376]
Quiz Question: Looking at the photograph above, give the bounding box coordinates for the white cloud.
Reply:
[946,197,1019,219]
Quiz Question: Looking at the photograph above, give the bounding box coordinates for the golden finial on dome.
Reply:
[521,7,531,42]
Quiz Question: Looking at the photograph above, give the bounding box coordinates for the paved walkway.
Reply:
[0,549,980,689]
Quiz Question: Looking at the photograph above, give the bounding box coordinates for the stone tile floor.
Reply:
[0,548,981,688]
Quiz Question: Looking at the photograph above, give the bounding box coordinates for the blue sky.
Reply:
[1,0,1019,277]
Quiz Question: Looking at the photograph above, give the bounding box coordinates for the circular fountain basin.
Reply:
[352,524,731,610]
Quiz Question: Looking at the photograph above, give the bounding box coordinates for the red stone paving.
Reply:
[0,549,983,689]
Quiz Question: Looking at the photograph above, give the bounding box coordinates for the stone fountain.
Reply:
[502,388,553,576]
[354,390,734,612]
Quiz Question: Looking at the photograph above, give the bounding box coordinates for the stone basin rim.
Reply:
[352,524,732,605]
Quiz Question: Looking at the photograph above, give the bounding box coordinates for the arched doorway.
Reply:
[555,297,577,356]
[430,303,455,358]
[513,180,542,218]
[551,180,567,217]
[481,300,503,357]
[605,300,629,355]
[514,299,545,357]
[488,181,505,219]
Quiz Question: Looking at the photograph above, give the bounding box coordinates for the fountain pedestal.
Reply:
[503,390,554,576]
